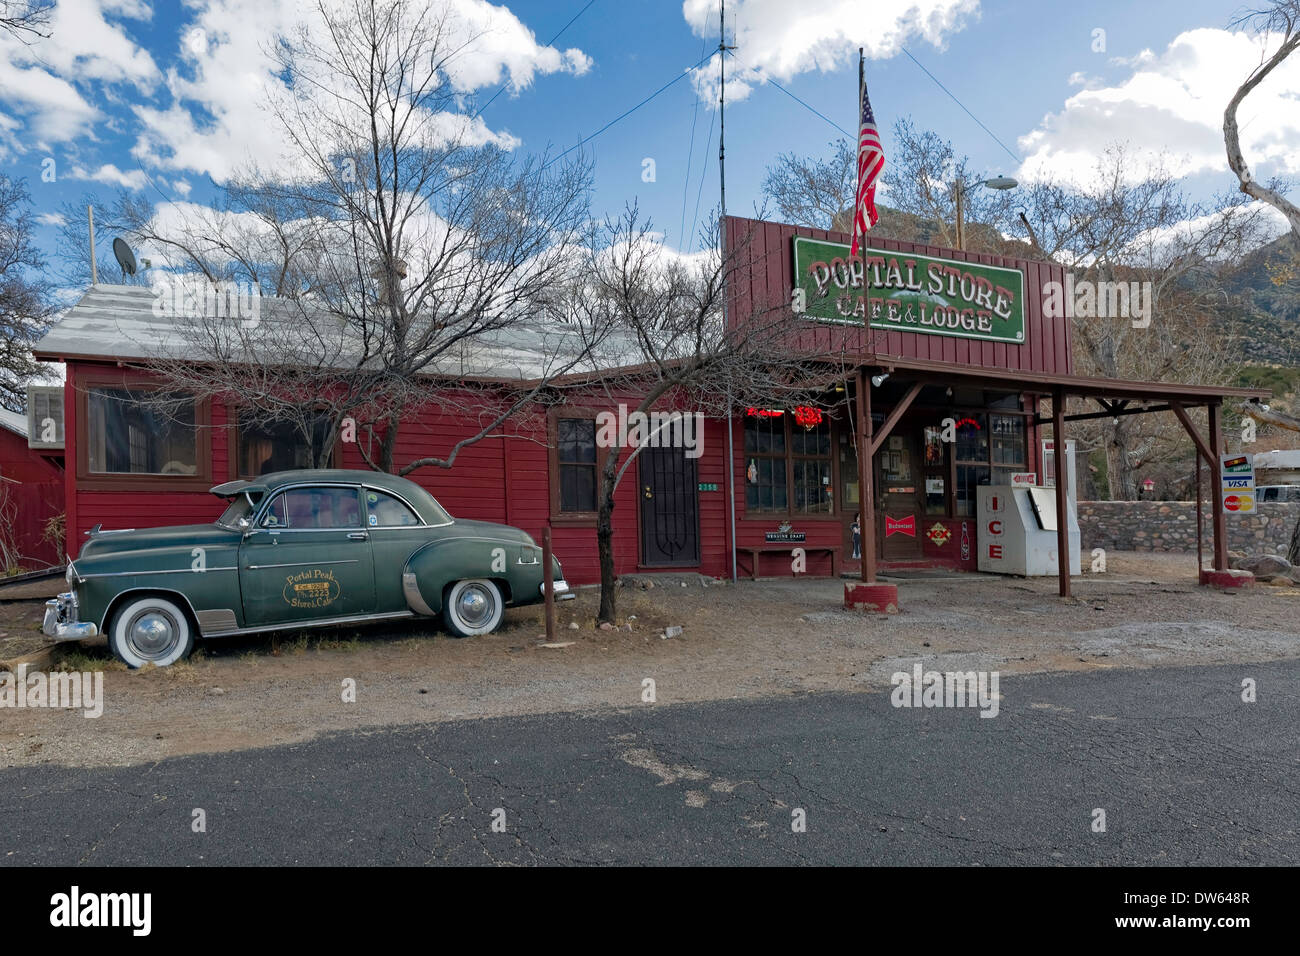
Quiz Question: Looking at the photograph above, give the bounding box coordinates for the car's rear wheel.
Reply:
[443,579,504,638]
[108,595,194,668]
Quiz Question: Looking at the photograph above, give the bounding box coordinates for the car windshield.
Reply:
[216,492,261,528]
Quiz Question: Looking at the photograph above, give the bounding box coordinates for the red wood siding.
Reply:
[61,363,735,586]
[725,215,1072,376]
[0,426,64,568]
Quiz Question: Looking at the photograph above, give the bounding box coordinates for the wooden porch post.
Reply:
[1053,388,1071,598]
[1208,402,1228,571]
[858,368,876,583]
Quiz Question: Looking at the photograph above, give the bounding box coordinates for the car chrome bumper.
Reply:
[541,579,575,600]
[42,592,99,642]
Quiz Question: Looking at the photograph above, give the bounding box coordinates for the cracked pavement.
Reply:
[1,659,1297,865]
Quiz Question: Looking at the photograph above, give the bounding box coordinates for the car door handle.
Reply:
[347,532,369,540]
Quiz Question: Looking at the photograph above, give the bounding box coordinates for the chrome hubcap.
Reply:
[127,610,178,659]
[457,585,494,627]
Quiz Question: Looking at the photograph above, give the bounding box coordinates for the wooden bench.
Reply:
[738,545,841,580]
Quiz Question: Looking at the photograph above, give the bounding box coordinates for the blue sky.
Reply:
[2,0,1295,288]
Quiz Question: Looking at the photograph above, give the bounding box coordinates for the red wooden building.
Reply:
[32,217,1266,592]
[0,406,64,569]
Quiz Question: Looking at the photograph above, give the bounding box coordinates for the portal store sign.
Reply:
[792,237,1026,345]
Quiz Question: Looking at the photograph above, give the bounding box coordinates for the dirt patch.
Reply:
[0,599,53,669]
[2,551,1297,769]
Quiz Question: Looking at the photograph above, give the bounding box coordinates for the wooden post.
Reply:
[955,183,965,252]
[1195,454,1203,575]
[88,205,98,285]
[1208,402,1228,571]
[858,368,876,583]
[542,525,556,641]
[1053,388,1070,598]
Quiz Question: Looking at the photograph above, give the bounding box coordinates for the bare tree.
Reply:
[1010,148,1274,497]
[61,0,596,475]
[760,120,1018,252]
[0,0,52,42]
[0,175,53,412]
[761,139,856,232]
[551,208,843,623]
[1225,0,1300,239]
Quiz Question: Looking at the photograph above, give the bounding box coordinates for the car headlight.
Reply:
[65,563,77,587]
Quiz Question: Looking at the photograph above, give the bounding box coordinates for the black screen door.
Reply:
[639,446,701,566]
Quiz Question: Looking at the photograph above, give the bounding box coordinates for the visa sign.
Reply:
[1219,453,1255,513]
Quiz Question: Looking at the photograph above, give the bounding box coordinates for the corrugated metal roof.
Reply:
[33,283,600,381]
[0,407,27,438]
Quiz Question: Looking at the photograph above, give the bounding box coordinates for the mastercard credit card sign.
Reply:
[1220,454,1255,512]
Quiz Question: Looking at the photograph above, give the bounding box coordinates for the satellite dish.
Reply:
[112,237,138,279]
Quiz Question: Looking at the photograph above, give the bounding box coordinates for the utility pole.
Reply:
[88,205,98,285]
[719,0,738,582]
[718,0,735,220]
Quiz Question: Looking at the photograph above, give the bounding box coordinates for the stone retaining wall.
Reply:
[1078,501,1300,555]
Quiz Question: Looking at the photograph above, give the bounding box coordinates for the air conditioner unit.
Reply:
[26,385,64,450]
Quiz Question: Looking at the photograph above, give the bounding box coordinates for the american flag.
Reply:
[850,83,884,258]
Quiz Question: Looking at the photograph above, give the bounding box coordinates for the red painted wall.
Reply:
[0,425,64,568]
[59,363,735,586]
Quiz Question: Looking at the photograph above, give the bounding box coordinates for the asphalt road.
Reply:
[2,660,1297,865]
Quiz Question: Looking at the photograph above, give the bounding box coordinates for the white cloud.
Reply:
[37,212,67,226]
[0,0,158,153]
[1018,28,1300,183]
[1132,201,1290,260]
[130,0,589,181]
[440,0,592,92]
[682,0,979,105]
[70,162,148,189]
[0,57,99,146]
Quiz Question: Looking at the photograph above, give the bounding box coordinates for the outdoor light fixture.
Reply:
[871,373,890,387]
[982,176,1019,190]
[955,175,1020,251]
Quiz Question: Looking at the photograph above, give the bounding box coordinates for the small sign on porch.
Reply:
[1010,472,1037,486]
[765,522,806,543]
[885,515,916,537]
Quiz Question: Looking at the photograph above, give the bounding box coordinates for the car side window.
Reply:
[364,489,420,527]
[260,494,287,528]
[261,487,362,529]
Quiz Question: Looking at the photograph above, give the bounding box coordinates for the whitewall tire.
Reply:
[108,595,195,668]
[443,579,504,638]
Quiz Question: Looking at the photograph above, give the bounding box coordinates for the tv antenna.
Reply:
[718,0,736,222]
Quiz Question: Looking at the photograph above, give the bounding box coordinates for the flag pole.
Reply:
[855,46,877,584]
[857,48,864,253]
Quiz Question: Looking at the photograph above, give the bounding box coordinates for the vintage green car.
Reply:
[43,469,570,667]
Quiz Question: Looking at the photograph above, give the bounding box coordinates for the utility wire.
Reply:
[678,37,710,247]
[688,100,717,253]
[543,49,718,171]
[473,0,600,119]
[769,50,1021,171]
[767,77,854,139]
[899,46,1022,165]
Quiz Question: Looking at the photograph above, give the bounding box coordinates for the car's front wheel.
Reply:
[443,579,504,638]
[108,595,195,668]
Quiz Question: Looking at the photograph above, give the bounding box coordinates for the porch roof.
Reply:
[868,356,1269,405]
